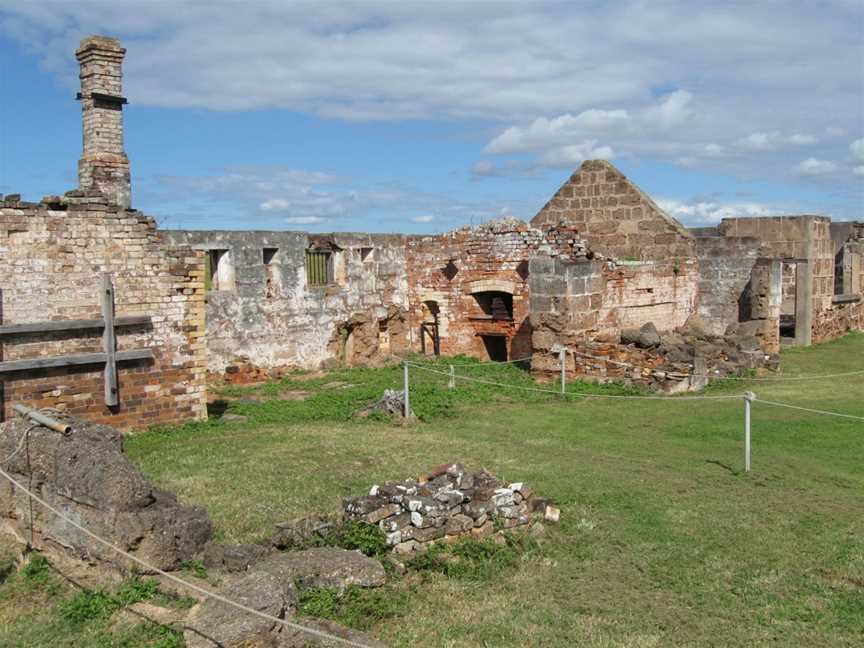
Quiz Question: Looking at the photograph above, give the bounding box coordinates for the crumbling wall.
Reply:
[692,235,762,335]
[0,192,207,430]
[531,160,695,261]
[528,254,701,385]
[161,230,410,374]
[719,216,842,344]
[406,219,552,361]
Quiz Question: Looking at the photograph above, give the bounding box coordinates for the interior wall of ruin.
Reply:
[692,234,762,335]
[161,230,410,374]
[0,192,207,430]
[718,216,838,345]
[528,254,699,379]
[531,159,695,261]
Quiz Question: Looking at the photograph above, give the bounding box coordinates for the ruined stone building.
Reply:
[1,36,862,428]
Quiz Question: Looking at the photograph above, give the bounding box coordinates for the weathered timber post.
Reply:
[559,347,567,397]
[101,274,119,407]
[448,364,455,389]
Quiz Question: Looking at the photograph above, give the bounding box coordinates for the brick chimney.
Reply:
[76,35,131,208]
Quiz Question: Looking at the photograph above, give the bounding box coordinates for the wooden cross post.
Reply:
[100,274,119,407]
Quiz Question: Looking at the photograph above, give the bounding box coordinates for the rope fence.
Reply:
[402,352,863,474]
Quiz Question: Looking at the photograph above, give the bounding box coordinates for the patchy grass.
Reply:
[123,333,864,646]
[2,334,861,646]
[0,551,186,647]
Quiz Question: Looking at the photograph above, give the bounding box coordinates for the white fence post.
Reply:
[744,391,755,472]
[448,364,455,389]
[403,361,410,418]
[559,348,567,397]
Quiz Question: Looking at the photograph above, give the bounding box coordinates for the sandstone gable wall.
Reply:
[531,160,694,261]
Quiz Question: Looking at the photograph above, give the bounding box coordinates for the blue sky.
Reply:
[1,1,862,233]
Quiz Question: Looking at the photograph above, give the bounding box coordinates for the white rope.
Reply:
[0,466,374,648]
[752,398,864,422]
[406,362,743,401]
[409,354,534,368]
[702,368,864,382]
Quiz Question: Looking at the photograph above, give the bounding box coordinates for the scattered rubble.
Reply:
[185,548,386,648]
[355,389,412,419]
[343,463,556,554]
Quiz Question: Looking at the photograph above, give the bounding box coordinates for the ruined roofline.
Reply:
[530,158,693,238]
[161,217,539,241]
[587,159,692,238]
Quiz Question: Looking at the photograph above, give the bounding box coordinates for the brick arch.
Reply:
[468,279,516,295]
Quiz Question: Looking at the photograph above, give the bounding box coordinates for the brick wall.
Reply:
[0,192,206,430]
[531,160,694,261]
[406,219,552,361]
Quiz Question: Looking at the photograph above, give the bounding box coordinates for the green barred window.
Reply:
[305,249,332,287]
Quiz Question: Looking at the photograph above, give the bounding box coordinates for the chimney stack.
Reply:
[76,35,131,208]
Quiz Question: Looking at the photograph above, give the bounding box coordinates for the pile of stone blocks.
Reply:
[343,463,557,554]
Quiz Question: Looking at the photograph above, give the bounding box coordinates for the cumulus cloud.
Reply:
[484,91,690,159]
[657,198,776,226]
[738,131,817,150]
[795,158,837,176]
[538,142,615,167]
[150,165,537,230]
[285,216,325,225]
[851,138,864,161]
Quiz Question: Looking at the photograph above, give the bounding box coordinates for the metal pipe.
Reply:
[12,404,71,434]
[744,391,755,472]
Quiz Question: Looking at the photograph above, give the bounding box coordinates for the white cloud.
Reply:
[285,216,326,225]
[539,142,615,167]
[412,215,435,223]
[657,198,775,226]
[851,138,864,161]
[738,131,817,151]
[484,91,688,158]
[854,166,864,176]
[795,158,837,176]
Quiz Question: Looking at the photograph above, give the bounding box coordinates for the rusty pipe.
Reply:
[11,404,71,434]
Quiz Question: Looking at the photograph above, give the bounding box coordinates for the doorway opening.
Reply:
[480,334,508,362]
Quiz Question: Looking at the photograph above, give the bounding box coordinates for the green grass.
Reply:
[0,552,187,647]
[2,334,862,646]
[124,333,864,646]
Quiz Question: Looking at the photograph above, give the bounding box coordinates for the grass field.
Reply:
[2,333,862,647]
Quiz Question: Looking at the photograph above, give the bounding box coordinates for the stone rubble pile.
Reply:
[343,463,558,554]
[355,388,413,419]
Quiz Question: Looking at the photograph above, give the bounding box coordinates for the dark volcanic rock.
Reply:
[0,414,212,570]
